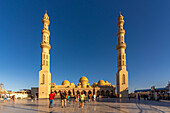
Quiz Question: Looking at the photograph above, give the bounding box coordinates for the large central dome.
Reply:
[79,76,88,82]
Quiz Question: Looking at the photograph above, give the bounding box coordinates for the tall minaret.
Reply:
[116,13,128,98]
[39,11,51,98]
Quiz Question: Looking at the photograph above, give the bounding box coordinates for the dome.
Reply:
[62,80,70,85]
[79,76,88,81]
[98,79,105,85]
[93,82,98,85]
[92,82,98,87]
[70,82,75,86]
[105,81,109,83]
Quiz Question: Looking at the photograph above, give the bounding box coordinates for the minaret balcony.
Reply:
[116,43,126,50]
[42,19,50,25]
[117,20,124,26]
[42,28,50,35]
[117,30,125,36]
[40,42,51,50]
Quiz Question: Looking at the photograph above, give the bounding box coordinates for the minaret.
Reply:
[39,11,51,98]
[116,13,129,98]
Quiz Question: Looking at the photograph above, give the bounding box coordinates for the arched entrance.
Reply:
[77,90,80,95]
[110,90,113,96]
[106,90,109,96]
[88,90,92,95]
[68,90,71,96]
[93,89,95,95]
[82,90,86,95]
[101,90,104,96]
[97,90,100,95]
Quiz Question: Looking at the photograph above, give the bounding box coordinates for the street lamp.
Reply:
[0,83,4,98]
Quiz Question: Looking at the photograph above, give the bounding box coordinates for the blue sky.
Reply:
[0,0,170,92]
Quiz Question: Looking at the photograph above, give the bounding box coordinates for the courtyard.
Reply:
[0,98,170,113]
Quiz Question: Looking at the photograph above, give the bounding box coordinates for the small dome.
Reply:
[98,79,105,85]
[62,80,70,85]
[92,82,98,87]
[93,82,98,85]
[79,76,88,81]
[70,82,75,86]
[105,81,109,83]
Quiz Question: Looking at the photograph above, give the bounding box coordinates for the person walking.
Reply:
[67,95,70,102]
[60,91,67,108]
[78,94,80,102]
[79,92,85,108]
[12,95,15,102]
[3,93,7,102]
[74,95,77,103]
[88,94,90,102]
[138,94,140,101]
[128,94,131,100]
[93,94,96,102]
[31,95,34,102]
[90,94,92,102]
[49,91,56,108]
[97,94,100,101]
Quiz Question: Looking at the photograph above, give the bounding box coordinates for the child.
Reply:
[67,95,70,102]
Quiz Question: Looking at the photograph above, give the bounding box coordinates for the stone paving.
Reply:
[0,98,170,113]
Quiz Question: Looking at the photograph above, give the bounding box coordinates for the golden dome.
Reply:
[93,82,98,85]
[62,80,70,85]
[105,81,109,83]
[92,82,98,87]
[70,82,75,86]
[98,79,105,85]
[79,76,88,81]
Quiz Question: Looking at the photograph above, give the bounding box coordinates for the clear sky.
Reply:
[0,0,170,92]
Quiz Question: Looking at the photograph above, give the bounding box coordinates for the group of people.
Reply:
[3,93,15,102]
[49,91,98,108]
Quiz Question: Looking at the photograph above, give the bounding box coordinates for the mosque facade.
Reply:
[51,76,115,97]
[38,12,128,98]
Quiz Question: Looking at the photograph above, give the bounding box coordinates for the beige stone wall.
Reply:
[116,70,128,98]
[51,85,115,97]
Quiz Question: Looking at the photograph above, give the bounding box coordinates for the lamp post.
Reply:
[0,83,4,98]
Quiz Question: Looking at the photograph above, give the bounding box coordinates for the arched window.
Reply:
[122,74,125,84]
[42,74,45,84]
[46,61,48,66]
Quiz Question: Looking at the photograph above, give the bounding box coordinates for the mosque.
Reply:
[38,11,128,98]
[51,77,115,97]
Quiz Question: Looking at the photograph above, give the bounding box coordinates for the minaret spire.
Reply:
[119,11,121,15]
[39,11,51,98]
[116,13,129,98]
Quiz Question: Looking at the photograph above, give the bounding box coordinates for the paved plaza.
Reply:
[0,98,170,113]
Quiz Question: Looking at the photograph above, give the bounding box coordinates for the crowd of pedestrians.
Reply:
[2,91,98,109]
[49,90,99,108]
